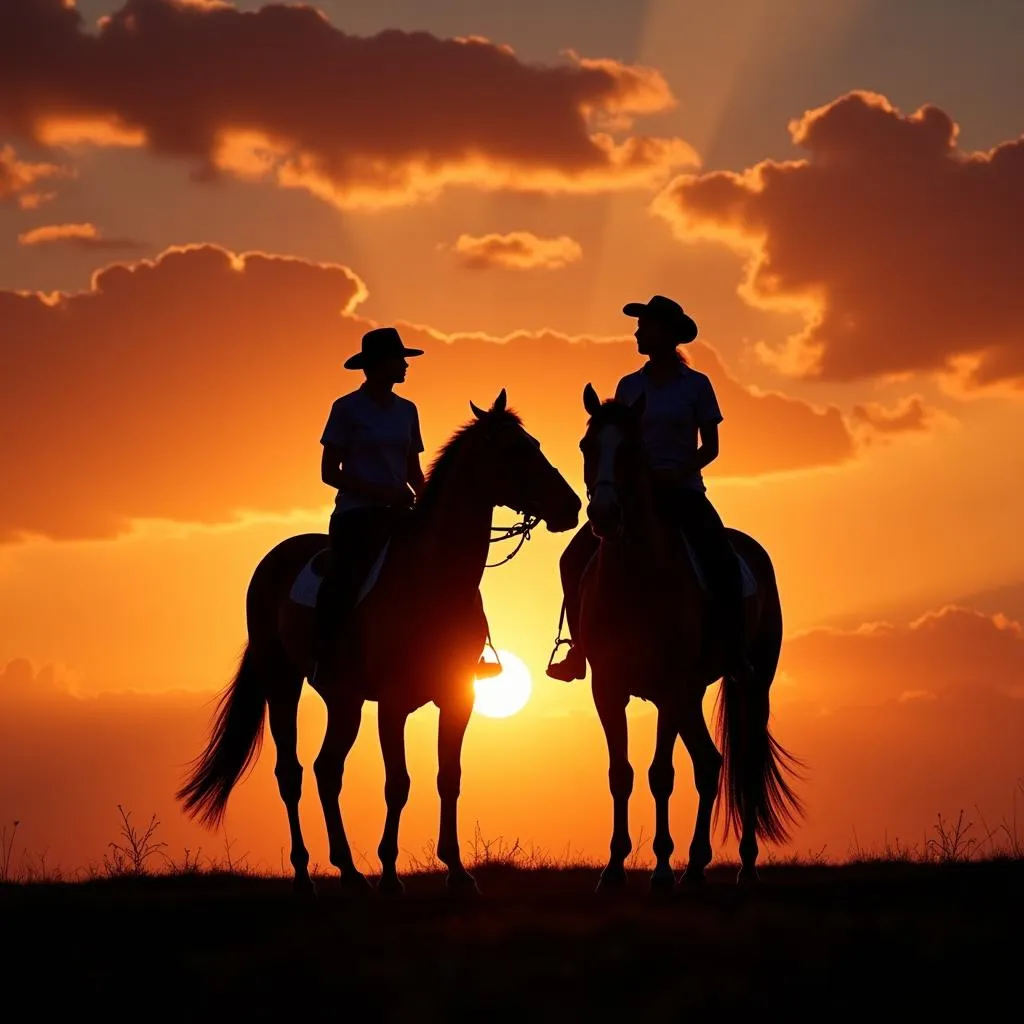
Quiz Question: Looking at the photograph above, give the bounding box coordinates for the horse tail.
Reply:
[714,547,804,844]
[176,642,269,830]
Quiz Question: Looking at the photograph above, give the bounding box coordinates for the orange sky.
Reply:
[1,0,1023,875]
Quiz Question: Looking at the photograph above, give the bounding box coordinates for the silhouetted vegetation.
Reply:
[1,833,1019,1018]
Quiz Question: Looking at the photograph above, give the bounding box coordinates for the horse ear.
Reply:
[583,383,602,416]
[629,390,647,417]
[492,388,507,414]
[470,400,487,420]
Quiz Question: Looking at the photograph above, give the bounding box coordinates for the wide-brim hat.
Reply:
[344,326,424,370]
[622,294,698,344]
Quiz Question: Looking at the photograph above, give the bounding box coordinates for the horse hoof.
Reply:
[293,874,317,899]
[338,870,374,897]
[377,873,405,897]
[737,867,760,886]
[596,867,628,893]
[679,868,706,887]
[446,870,481,897]
[649,867,676,894]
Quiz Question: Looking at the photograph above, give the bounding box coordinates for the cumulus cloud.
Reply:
[771,605,1024,854]
[0,143,67,207]
[0,243,858,542]
[849,395,942,440]
[18,222,148,251]
[452,232,583,271]
[654,91,1024,392]
[0,0,697,209]
[779,605,1024,708]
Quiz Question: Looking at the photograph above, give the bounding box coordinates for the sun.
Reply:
[473,649,532,718]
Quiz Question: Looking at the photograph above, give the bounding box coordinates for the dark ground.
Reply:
[3,860,1020,1020]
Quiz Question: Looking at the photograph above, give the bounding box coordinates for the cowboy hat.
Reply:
[622,294,698,344]
[344,327,424,370]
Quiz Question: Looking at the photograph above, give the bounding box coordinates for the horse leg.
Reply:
[312,694,371,893]
[436,694,478,893]
[594,679,633,891]
[678,693,722,885]
[649,703,678,892]
[267,677,313,896]
[376,701,410,896]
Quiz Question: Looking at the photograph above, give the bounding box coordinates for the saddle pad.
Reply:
[288,541,391,609]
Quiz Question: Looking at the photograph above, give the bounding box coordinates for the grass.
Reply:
[1,795,1022,1018]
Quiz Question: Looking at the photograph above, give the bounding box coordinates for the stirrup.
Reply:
[474,658,504,680]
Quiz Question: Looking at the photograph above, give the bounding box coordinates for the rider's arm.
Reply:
[674,374,723,478]
[407,450,425,498]
[407,404,426,499]
[691,420,720,469]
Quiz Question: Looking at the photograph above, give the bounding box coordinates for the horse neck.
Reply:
[600,467,677,583]
[412,449,493,597]
[625,466,670,560]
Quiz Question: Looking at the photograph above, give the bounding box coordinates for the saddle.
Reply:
[681,534,758,599]
[289,541,390,612]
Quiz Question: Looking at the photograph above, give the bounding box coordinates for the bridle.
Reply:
[486,511,541,568]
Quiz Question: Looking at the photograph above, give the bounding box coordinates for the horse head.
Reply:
[580,382,646,540]
[466,389,581,533]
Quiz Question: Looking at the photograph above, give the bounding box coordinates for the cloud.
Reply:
[778,605,1024,708]
[0,0,697,209]
[0,243,858,542]
[0,143,67,207]
[654,91,1024,392]
[771,605,1024,855]
[18,222,149,251]
[452,232,583,271]
[849,395,944,445]
[0,658,72,702]
[850,396,934,435]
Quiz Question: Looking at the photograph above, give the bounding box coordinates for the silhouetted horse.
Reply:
[178,391,581,895]
[577,384,802,890]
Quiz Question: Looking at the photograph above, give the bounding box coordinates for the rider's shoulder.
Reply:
[680,364,714,389]
[615,367,645,395]
[331,388,363,409]
[394,393,420,416]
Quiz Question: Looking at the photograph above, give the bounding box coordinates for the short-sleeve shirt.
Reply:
[320,387,425,513]
[614,361,723,492]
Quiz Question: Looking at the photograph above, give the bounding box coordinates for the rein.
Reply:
[485,512,541,568]
[481,510,541,671]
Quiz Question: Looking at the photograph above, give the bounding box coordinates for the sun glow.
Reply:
[473,649,532,718]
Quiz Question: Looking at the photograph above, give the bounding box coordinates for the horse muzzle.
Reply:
[587,497,622,540]
[544,491,582,533]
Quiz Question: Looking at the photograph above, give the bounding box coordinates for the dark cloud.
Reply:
[778,605,1024,708]
[655,91,1024,392]
[0,0,695,208]
[771,605,1024,854]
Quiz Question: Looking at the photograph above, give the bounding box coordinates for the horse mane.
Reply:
[584,397,643,438]
[413,407,523,520]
